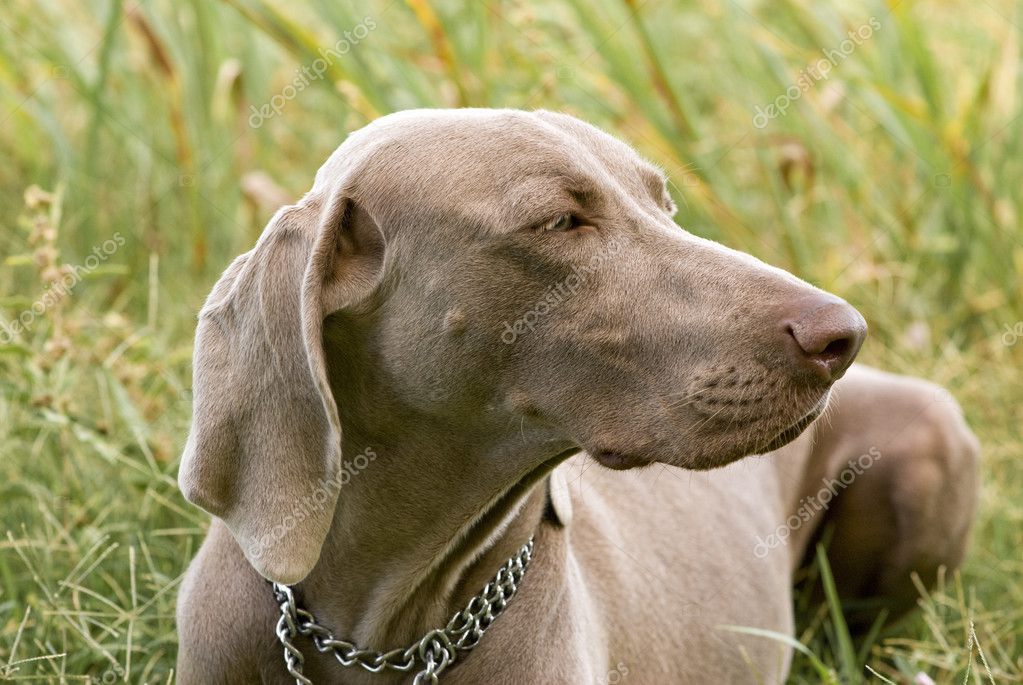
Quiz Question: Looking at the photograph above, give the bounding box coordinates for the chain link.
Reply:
[272,537,534,684]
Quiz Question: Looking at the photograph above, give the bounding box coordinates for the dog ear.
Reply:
[178,191,384,584]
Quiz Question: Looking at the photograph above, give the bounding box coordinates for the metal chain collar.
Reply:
[272,537,535,684]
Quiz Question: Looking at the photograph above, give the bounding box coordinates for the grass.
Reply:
[1,0,1021,682]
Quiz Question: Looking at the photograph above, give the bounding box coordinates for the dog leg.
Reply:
[784,365,980,630]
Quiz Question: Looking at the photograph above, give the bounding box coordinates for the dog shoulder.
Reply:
[176,521,281,684]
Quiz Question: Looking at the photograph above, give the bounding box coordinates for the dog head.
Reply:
[179,109,865,582]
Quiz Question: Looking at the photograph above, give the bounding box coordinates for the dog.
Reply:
[176,109,979,684]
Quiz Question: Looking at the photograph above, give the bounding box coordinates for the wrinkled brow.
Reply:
[498,174,602,227]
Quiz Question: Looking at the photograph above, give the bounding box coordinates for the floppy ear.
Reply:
[179,191,383,584]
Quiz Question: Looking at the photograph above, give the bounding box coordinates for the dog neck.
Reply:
[297,342,574,651]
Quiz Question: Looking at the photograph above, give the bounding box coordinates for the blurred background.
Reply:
[0,0,1020,682]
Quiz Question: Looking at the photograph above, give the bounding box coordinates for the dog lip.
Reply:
[591,449,652,470]
[758,399,826,453]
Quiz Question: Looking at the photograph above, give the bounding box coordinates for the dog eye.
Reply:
[539,213,577,232]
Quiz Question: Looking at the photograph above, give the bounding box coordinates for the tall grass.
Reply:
[1,0,1020,681]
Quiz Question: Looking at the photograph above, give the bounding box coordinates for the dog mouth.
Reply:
[591,449,654,471]
[753,397,826,454]
[588,390,829,471]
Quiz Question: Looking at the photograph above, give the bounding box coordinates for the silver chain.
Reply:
[272,537,534,684]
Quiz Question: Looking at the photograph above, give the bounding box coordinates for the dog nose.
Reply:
[783,296,866,382]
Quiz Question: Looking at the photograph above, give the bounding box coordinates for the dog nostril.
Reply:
[784,299,866,382]
[820,337,851,360]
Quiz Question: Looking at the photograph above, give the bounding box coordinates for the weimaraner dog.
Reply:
[176,109,979,684]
